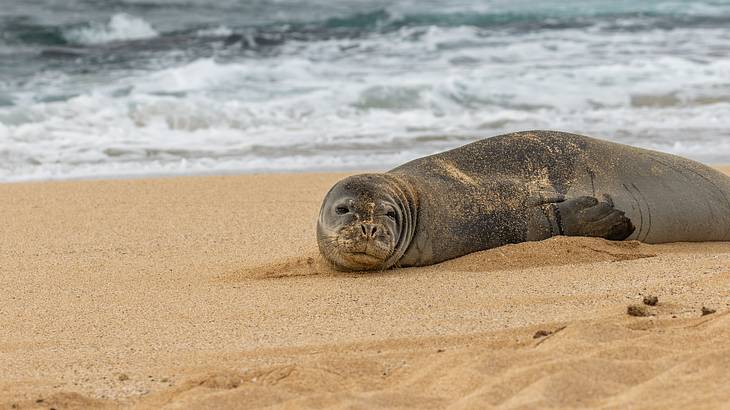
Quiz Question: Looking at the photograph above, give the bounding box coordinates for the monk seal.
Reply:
[317,130,730,271]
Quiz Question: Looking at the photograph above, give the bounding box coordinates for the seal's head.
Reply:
[317,173,417,271]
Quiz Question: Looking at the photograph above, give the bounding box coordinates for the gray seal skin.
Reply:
[317,130,730,271]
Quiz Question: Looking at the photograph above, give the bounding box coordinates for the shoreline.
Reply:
[0,166,383,185]
[1,157,727,186]
[1,169,730,408]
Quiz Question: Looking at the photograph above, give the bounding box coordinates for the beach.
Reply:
[3,1,730,407]
[1,169,729,409]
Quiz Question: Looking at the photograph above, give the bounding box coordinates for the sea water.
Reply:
[1,0,730,181]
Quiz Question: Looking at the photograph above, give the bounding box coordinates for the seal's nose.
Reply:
[360,223,378,238]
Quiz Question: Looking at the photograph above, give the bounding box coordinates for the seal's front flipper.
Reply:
[525,190,565,241]
[556,195,635,240]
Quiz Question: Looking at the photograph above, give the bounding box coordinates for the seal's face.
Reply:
[317,174,414,271]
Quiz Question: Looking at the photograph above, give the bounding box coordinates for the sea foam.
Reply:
[3,2,730,181]
[63,13,159,45]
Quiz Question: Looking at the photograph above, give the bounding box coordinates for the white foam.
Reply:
[196,26,233,37]
[132,59,249,94]
[63,13,159,45]
[4,21,730,181]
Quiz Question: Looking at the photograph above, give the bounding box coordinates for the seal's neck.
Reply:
[380,173,419,269]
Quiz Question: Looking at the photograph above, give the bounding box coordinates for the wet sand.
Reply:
[1,168,730,409]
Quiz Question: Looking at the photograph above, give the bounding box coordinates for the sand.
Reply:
[1,168,730,409]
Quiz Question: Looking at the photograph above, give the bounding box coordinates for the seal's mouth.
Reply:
[346,251,383,262]
[342,238,391,259]
[317,221,395,270]
[339,251,387,270]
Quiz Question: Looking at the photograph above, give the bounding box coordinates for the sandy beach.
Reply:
[2,168,730,409]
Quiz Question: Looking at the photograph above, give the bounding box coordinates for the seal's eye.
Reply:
[335,206,349,215]
[386,210,397,220]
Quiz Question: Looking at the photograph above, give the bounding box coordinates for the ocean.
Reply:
[1,0,730,181]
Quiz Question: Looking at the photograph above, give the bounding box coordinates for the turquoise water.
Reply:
[2,1,730,180]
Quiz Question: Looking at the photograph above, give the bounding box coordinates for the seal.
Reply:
[317,130,730,271]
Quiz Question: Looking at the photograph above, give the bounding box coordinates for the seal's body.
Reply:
[317,131,730,271]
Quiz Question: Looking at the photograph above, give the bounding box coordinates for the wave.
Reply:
[6,5,730,50]
[2,55,730,182]
[62,13,159,45]
[196,26,234,38]
[0,13,159,48]
[0,17,68,46]
[3,1,730,181]
[216,8,730,51]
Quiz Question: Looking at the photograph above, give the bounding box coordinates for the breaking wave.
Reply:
[63,13,159,45]
[1,0,730,181]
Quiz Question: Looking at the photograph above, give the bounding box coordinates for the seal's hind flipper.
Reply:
[557,195,635,240]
